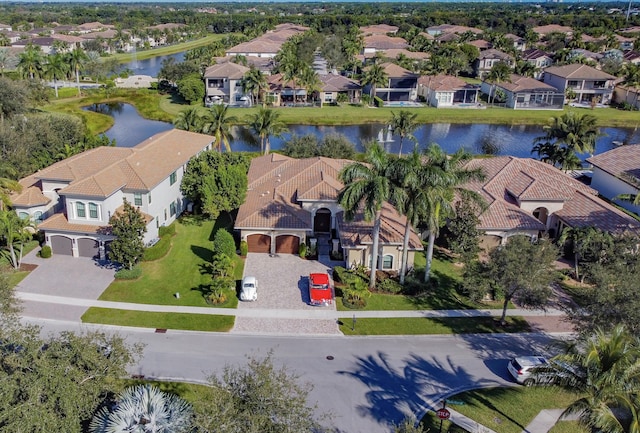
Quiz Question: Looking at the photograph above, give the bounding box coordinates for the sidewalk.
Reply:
[16,291,567,320]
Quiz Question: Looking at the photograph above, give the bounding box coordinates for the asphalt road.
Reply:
[31,319,562,433]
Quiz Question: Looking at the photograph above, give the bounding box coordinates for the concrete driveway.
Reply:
[15,250,116,321]
[233,253,341,335]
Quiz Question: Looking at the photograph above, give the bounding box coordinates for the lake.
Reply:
[87,102,640,158]
[121,51,185,77]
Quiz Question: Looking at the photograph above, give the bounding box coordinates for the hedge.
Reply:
[115,266,142,280]
[142,236,171,261]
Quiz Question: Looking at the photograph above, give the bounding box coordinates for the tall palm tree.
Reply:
[299,65,321,105]
[420,144,485,282]
[0,209,32,270]
[44,53,69,98]
[17,44,44,79]
[486,61,512,105]
[173,106,204,133]
[241,65,267,107]
[390,110,419,156]
[249,107,288,155]
[203,104,238,153]
[89,385,192,433]
[537,325,640,433]
[338,142,391,289]
[66,47,89,97]
[542,111,600,155]
[0,169,22,211]
[361,64,388,105]
[622,63,640,106]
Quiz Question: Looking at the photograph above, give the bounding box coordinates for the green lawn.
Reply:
[81,307,234,332]
[338,316,530,336]
[7,271,30,288]
[121,379,213,403]
[434,386,586,433]
[99,216,243,308]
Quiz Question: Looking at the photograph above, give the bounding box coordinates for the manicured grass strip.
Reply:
[7,271,30,288]
[338,316,530,335]
[81,307,234,332]
[121,379,213,403]
[548,420,588,433]
[441,386,583,433]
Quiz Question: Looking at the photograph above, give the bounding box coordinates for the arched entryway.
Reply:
[314,208,331,233]
[533,207,549,225]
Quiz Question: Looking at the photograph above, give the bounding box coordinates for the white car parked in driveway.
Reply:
[240,276,258,302]
[508,356,548,386]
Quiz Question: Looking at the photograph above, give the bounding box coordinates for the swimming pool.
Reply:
[383,101,424,108]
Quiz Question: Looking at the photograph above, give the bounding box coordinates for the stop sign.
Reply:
[436,408,451,420]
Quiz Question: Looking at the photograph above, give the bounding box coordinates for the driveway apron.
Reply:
[234,253,341,335]
[15,250,116,321]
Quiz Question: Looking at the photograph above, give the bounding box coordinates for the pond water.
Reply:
[121,51,185,77]
[88,103,640,158]
[84,103,173,148]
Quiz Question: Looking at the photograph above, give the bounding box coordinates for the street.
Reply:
[31,319,562,433]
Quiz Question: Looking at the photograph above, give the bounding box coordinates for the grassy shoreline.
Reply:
[44,89,640,136]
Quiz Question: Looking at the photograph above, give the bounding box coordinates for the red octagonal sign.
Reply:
[436,408,451,420]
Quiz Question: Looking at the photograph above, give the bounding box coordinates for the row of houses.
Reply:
[11,127,640,275]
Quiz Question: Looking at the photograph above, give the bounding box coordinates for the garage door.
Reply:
[275,235,299,254]
[247,234,271,253]
[78,238,99,258]
[51,236,73,256]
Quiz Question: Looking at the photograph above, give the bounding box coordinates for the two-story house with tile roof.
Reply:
[417,74,480,107]
[462,156,640,249]
[202,62,251,106]
[474,49,514,79]
[11,130,214,259]
[480,74,564,110]
[543,64,617,105]
[235,154,423,271]
[587,145,640,215]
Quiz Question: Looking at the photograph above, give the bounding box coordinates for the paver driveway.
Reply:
[15,250,116,321]
[233,253,341,335]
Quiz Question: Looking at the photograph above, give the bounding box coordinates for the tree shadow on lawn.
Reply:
[453,387,528,431]
[405,270,470,310]
[191,245,214,263]
[338,351,500,428]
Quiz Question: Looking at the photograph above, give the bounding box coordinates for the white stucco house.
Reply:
[11,130,214,259]
[587,145,640,215]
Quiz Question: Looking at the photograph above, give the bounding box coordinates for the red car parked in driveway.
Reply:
[309,273,333,306]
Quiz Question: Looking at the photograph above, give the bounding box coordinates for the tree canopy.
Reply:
[108,198,147,270]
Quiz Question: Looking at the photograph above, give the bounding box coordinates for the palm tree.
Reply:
[249,107,288,155]
[622,63,640,106]
[44,53,69,98]
[299,65,321,105]
[390,110,419,156]
[0,48,14,77]
[89,385,192,433]
[17,44,44,79]
[542,111,600,155]
[486,61,512,105]
[66,47,89,97]
[536,325,640,433]
[173,106,204,133]
[420,144,485,282]
[558,225,603,282]
[338,142,392,289]
[242,65,267,106]
[514,60,538,78]
[203,104,238,153]
[0,209,32,270]
[0,169,22,211]
[361,64,388,105]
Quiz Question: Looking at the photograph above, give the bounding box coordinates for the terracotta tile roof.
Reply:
[470,40,492,49]
[203,62,249,79]
[146,23,185,31]
[463,156,640,234]
[381,63,417,79]
[14,130,213,200]
[619,26,640,34]
[586,145,640,187]
[522,48,551,60]
[236,154,423,249]
[478,49,513,61]
[382,48,430,60]
[418,32,435,40]
[418,74,477,92]
[505,33,524,42]
[436,33,460,43]
[80,29,117,39]
[78,22,112,30]
[318,73,361,92]
[623,51,640,62]
[226,39,282,55]
[543,64,616,80]
[360,24,399,35]
[11,186,50,207]
[426,24,483,35]
[496,74,559,93]
[363,34,408,50]
[38,213,105,234]
[532,24,573,35]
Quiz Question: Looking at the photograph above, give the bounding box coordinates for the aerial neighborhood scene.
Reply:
[2,1,640,432]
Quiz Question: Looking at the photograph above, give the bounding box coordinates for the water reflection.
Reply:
[120,51,186,77]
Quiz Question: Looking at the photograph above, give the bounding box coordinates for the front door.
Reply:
[314,209,331,233]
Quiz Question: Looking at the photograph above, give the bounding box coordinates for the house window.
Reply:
[33,211,43,223]
[568,80,579,88]
[170,172,177,185]
[593,80,606,89]
[156,217,159,229]
[164,209,167,221]
[89,202,98,219]
[18,211,29,220]
[148,193,152,204]
[76,202,86,218]
[382,254,394,270]
[134,193,142,206]
[170,201,176,217]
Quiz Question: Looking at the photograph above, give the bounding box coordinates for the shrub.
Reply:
[143,236,171,261]
[299,243,307,258]
[341,277,371,309]
[39,245,52,259]
[376,277,403,294]
[158,223,176,237]
[212,229,236,259]
[115,266,142,280]
[239,240,248,256]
